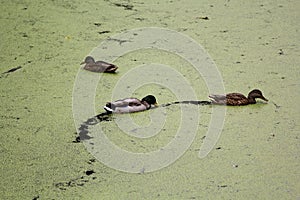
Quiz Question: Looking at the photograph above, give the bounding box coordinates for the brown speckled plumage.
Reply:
[209,89,268,106]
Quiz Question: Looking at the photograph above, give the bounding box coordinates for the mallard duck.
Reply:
[80,56,118,73]
[209,89,268,106]
[104,95,158,114]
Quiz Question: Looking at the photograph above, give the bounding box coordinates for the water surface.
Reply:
[0,0,299,199]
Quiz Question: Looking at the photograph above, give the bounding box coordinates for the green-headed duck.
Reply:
[104,95,158,114]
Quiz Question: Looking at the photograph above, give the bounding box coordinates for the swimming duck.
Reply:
[209,89,268,106]
[104,95,158,114]
[80,56,118,73]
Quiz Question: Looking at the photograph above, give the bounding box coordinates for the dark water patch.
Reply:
[278,49,284,55]
[75,101,211,142]
[98,30,110,34]
[21,32,28,38]
[2,66,22,75]
[107,37,132,45]
[76,112,112,141]
[32,195,39,200]
[271,101,281,112]
[267,133,276,141]
[85,170,95,176]
[113,3,134,10]
[72,136,81,143]
[93,22,101,26]
[0,115,21,120]
[160,100,211,107]
[196,16,209,20]
[87,158,96,164]
[54,169,97,190]
[220,30,228,33]
[135,17,145,21]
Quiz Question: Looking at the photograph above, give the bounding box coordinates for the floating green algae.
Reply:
[0,0,299,199]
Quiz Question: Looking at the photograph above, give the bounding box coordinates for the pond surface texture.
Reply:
[0,0,299,199]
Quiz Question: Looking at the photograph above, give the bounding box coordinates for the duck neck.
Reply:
[247,96,257,104]
[142,101,151,109]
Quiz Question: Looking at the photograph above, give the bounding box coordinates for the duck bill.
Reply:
[154,102,159,107]
[262,96,268,102]
[80,61,85,65]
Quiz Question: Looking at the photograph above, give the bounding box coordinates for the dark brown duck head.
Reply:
[80,56,118,73]
[80,56,95,65]
[247,89,268,104]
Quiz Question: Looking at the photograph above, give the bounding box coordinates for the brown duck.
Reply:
[209,89,268,106]
[80,56,118,73]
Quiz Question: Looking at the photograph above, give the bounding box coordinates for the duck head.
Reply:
[80,56,95,65]
[141,95,158,107]
[248,89,268,103]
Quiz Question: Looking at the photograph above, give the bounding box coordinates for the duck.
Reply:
[80,56,118,73]
[104,95,158,114]
[209,89,268,106]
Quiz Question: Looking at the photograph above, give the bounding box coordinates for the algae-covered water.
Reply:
[1,0,299,199]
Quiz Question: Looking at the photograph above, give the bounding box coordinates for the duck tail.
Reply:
[104,106,113,112]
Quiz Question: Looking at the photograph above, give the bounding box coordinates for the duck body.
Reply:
[104,95,158,114]
[81,56,118,73]
[209,89,268,106]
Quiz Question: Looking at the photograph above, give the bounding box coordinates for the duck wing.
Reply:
[209,93,248,105]
[104,98,148,113]
[209,94,226,100]
[84,64,107,72]
[84,61,118,73]
[95,61,118,72]
[112,98,141,107]
[225,93,248,105]
[226,93,247,100]
[209,94,226,104]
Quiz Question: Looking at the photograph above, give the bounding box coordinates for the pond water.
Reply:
[0,0,299,199]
